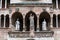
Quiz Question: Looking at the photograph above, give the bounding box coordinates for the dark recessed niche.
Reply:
[22,0,39,1]
[27,39,35,40]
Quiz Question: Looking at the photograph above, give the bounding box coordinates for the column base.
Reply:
[50,25,53,28]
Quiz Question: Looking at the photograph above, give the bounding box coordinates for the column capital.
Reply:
[23,15,25,18]
[50,11,53,18]
[50,14,53,18]
[9,16,11,18]
[4,14,6,17]
[56,14,58,16]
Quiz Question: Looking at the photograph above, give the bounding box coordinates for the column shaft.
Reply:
[37,15,39,31]
[5,0,7,8]
[9,16,12,28]
[1,0,2,8]
[56,0,58,9]
[56,15,58,28]
[50,16,53,28]
[50,13,53,28]
[23,15,25,32]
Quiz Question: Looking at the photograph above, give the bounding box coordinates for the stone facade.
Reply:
[0,0,60,40]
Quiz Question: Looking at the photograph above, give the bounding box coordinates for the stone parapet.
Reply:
[8,31,54,38]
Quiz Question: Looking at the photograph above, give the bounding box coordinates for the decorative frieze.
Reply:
[8,31,54,38]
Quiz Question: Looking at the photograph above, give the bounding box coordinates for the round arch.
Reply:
[39,11,50,31]
[25,11,37,31]
[5,14,9,28]
[1,14,4,27]
[12,12,23,31]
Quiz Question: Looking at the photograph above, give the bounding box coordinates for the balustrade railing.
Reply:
[8,31,54,38]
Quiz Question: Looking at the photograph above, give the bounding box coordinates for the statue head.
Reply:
[44,19,45,22]
[43,19,46,23]
[17,18,19,21]
[30,14,33,16]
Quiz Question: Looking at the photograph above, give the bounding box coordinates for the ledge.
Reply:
[9,2,52,7]
[9,4,52,7]
[8,31,54,38]
[0,27,11,29]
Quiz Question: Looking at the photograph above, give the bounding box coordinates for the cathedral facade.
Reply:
[0,0,60,40]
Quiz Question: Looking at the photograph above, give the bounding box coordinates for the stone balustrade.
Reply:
[8,31,54,38]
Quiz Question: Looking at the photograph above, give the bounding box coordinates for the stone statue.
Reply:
[42,19,47,30]
[15,19,20,30]
[29,14,34,30]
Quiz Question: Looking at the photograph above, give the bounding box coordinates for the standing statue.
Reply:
[42,19,47,30]
[29,14,34,30]
[15,19,20,30]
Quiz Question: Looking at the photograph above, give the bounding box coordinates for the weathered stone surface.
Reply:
[8,31,54,38]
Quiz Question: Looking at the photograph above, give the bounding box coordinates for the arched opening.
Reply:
[52,0,56,9]
[1,14,4,27]
[25,11,37,31]
[5,14,9,27]
[53,14,56,27]
[12,12,23,31]
[39,11,50,31]
[58,0,60,9]
[58,14,60,27]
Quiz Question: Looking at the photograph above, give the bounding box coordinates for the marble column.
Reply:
[1,0,2,8]
[37,14,39,32]
[9,15,12,28]
[56,0,58,9]
[56,14,58,28]
[0,0,2,8]
[50,14,53,28]
[23,14,25,32]
[4,15,6,28]
[5,0,7,8]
